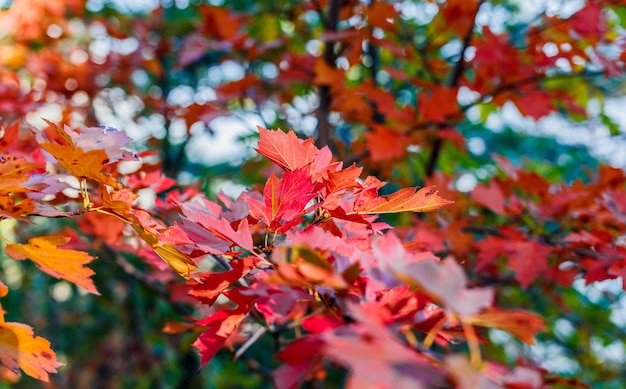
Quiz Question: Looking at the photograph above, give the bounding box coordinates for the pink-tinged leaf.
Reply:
[501,367,544,388]
[201,217,255,253]
[353,186,453,214]
[177,219,233,255]
[373,233,493,315]
[472,182,506,215]
[188,257,258,305]
[38,120,137,164]
[446,355,502,389]
[255,127,319,171]
[321,303,446,389]
[564,230,609,246]
[309,145,340,182]
[192,289,255,367]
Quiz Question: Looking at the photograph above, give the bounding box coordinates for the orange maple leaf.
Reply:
[5,236,99,295]
[465,308,547,344]
[313,59,345,87]
[40,144,120,188]
[0,312,62,382]
[364,125,411,162]
[0,155,42,195]
[354,186,454,214]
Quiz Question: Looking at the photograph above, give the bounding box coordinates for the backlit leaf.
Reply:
[354,186,453,214]
[5,236,99,295]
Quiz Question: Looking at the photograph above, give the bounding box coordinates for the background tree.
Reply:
[1,0,626,388]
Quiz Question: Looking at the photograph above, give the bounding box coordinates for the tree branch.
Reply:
[103,245,194,317]
[315,0,341,149]
[425,0,485,178]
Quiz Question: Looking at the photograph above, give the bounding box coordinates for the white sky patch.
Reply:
[186,116,258,165]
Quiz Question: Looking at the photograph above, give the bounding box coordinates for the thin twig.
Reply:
[234,326,268,360]
[103,245,194,317]
[425,0,485,178]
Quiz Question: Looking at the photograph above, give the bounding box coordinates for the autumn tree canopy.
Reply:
[1,0,626,387]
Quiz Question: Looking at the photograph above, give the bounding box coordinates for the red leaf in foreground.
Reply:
[192,289,256,367]
[274,337,324,389]
[246,169,316,232]
[199,217,255,253]
[188,256,258,305]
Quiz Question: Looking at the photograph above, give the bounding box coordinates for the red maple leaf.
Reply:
[246,169,316,232]
[192,289,255,367]
[188,256,258,305]
[255,127,320,171]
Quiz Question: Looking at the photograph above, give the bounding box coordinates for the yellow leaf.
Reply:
[5,236,99,295]
[131,224,197,279]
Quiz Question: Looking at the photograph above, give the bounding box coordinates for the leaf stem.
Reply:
[461,318,482,367]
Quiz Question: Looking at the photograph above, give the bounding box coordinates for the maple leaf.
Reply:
[197,217,255,253]
[472,182,506,215]
[131,223,198,279]
[274,337,325,389]
[0,155,42,195]
[0,317,62,382]
[0,197,36,221]
[192,289,255,367]
[373,233,493,315]
[5,236,99,295]
[246,169,316,232]
[255,127,320,171]
[513,90,554,120]
[321,303,446,389]
[507,240,552,289]
[188,256,258,305]
[36,120,137,188]
[466,308,546,344]
[313,59,344,87]
[265,246,351,290]
[364,125,411,162]
[419,86,459,123]
[0,121,19,153]
[353,186,453,214]
[324,165,363,193]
